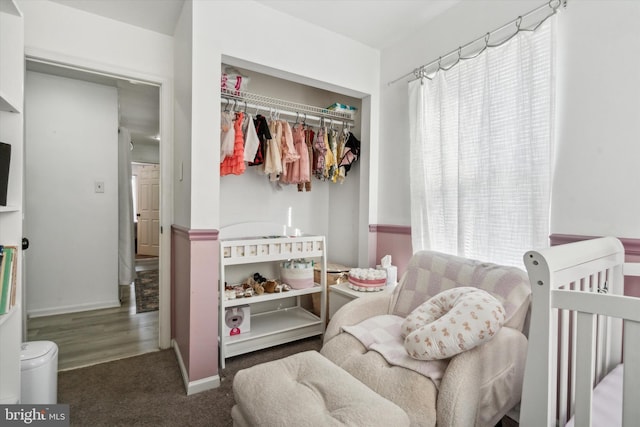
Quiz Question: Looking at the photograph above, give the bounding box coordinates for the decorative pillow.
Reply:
[401,287,506,360]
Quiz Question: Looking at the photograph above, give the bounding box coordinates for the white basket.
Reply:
[280,266,314,289]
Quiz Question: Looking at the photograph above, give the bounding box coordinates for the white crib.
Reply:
[519,236,640,427]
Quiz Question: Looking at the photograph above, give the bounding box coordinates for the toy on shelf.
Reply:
[224,273,292,300]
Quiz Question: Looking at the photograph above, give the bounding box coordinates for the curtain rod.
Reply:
[387,0,565,86]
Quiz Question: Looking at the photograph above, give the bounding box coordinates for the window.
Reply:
[408,18,555,267]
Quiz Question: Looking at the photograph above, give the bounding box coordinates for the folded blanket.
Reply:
[342,314,448,387]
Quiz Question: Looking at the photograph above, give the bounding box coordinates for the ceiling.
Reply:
[253,1,461,50]
[42,0,460,149]
[49,0,186,37]
[49,0,461,49]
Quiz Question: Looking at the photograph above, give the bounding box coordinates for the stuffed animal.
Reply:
[263,280,277,293]
[246,275,264,295]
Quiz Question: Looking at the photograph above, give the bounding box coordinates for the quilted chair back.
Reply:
[389,250,531,331]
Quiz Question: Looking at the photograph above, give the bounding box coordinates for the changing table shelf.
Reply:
[222,307,322,358]
[218,225,326,369]
[224,285,321,308]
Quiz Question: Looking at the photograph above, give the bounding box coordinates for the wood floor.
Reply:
[26,259,159,371]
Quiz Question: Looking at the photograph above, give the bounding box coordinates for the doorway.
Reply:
[23,58,170,369]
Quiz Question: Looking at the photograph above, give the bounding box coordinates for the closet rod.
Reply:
[221,89,355,124]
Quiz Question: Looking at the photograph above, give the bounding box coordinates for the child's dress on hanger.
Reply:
[242,114,260,163]
[264,120,283,181]
[220,111,235,162]
[282,123,309,185]
[220,112,246,176]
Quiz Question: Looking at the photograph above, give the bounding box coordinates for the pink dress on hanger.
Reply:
[298,127,315,192]
[283,123,309,185]
[280,121,300,168]
[220,112,246,176]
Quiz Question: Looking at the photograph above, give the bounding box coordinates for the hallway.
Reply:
[26,258,159,371]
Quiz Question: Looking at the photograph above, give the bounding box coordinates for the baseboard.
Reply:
[27,299,121,318]
[172,339,221,395]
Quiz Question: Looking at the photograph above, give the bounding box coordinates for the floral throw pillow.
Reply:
[401,287,505,360]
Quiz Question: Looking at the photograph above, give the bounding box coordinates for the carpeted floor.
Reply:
[58,336,322,426]
[134,270,159,313]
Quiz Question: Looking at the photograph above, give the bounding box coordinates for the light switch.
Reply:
[95,181,105,193]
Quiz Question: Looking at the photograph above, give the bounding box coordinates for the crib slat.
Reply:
[574,311,596,427]
[609,263,625,368]
[622,320,640,427]
[559,306,570,425]
[595,273,606,383]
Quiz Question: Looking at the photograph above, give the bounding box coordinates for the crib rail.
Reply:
[520,237,640,427]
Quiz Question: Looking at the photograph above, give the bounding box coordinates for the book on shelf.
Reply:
[0,142,10,206]
[0,245,17,314]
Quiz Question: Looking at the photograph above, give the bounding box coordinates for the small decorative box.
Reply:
[348,268,387,292]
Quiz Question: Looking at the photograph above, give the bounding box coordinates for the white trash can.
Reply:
[20,341,58,404]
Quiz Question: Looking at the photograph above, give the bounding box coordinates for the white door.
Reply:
[136,164,160,256]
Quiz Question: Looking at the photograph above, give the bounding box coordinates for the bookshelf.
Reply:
[0,0,24,405]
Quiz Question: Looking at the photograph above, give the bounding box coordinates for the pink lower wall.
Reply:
[369,225,413,279]
[171,226,191,372]
[550,234,640,298]
[171,225,219,382]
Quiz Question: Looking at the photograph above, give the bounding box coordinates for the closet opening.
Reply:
[219,59,369,270]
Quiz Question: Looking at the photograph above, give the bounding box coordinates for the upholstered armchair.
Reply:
[321,250,531,427]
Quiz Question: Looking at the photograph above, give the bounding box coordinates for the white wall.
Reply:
[551,0,640,237]
[25,71,119,315]
[18,0,173,81]
[379,0,640,240]
[173,0,192,228]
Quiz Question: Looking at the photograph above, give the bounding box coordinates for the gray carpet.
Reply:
[58,337,322,426]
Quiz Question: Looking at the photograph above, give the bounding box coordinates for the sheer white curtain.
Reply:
[409,19,555,268]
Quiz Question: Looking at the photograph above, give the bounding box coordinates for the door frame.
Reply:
[24,47,173,349]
